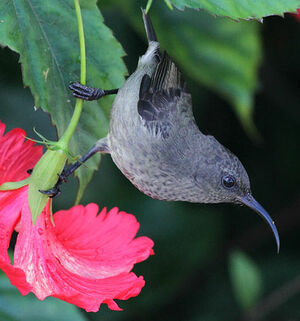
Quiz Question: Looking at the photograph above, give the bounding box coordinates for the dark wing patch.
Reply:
[150,52,186,92]
[138,52,190,138]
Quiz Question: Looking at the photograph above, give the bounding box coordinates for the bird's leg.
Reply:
[69,81,118,101]
[40,139,109,198]
[39,80,117,198]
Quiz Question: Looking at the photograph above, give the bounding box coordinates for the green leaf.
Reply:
[117,2,261,136]
[168,0,300,20]
[0,0,126,202]
[0,275,87,321]
[229,250,263,310]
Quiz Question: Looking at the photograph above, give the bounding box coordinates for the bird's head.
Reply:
[193,135,280,252]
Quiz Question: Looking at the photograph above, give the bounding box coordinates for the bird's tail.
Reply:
[142,9,158,43]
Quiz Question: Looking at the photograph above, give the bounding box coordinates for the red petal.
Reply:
[0,261,31,295]
[0,122,5,137]
[0,188,31,294]
[0,122,154,311]
[0,122,42,294]
[14,202,154,312]
[0,191,24,260]
[53,204,154,277]
[0,122,42,184]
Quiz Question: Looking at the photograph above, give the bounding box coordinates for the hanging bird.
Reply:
[43,9,280,251]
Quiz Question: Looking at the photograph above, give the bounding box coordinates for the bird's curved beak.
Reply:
[239,194,280,253]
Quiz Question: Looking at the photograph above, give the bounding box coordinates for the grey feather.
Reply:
[94,10,279,251]
[138,52,191,138]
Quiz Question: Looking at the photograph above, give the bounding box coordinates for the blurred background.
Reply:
[1,0,300,320]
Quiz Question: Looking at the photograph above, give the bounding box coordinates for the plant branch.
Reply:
[59,0,86,149]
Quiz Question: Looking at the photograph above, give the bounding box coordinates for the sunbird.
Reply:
[43,10,280,252]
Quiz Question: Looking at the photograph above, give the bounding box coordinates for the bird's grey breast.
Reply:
[108,45,201,201]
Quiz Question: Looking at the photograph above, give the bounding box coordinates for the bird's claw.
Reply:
[39,187,61,198]
[69,81,105,101]
[39,171,68,198]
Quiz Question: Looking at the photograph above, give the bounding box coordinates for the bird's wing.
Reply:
[138,52,193,139]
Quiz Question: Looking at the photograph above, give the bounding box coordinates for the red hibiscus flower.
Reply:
[0,121,154,312]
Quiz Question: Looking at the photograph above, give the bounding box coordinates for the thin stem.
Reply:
[145,0,153,13]
[164,0,173,10]
[76,0,86,85]
[59,0,86,149]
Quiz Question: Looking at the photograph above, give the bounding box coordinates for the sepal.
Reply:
[28,149,67,224]
[0,178,29,191]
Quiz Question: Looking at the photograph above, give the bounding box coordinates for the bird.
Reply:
[44,9,280,252]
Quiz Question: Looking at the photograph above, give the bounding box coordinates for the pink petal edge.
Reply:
[13,201,154,312]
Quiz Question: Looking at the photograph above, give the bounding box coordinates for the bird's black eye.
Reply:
[222,175,236,189]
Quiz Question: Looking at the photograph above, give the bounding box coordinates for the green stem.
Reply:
[59,0,86,149]
[145,0,153,13]
[164,0,173,10]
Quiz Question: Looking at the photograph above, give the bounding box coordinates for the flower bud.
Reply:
[28,149,67,223]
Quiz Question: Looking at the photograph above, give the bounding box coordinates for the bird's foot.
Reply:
[39,186,61,198]
[38,144,102,198]
[69,82,118,101]
[39,171,68,198]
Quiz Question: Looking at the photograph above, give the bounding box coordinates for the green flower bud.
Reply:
[28,149,67,224]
